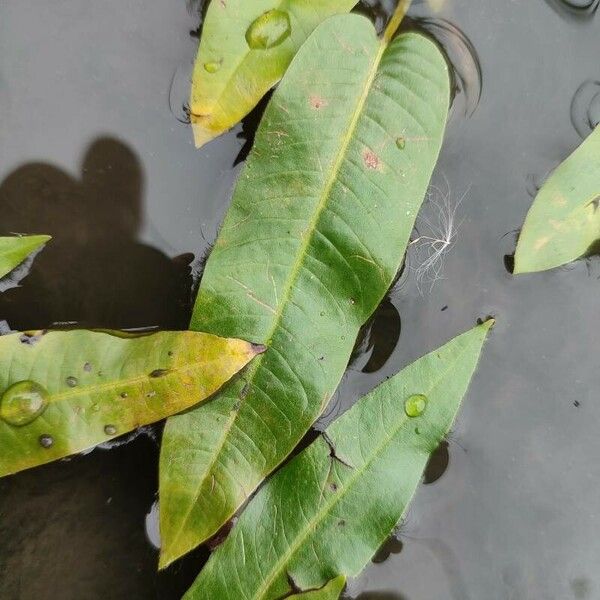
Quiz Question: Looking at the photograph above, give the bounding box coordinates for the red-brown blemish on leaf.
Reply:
[309,95,328,110]
[363,149,381,170]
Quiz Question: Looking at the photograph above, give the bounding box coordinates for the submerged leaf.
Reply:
[160,12,450,567]
[189,0,357,147]
[514,126,600,274]
[0,330,261,477]
[184,322,492,599]
[0,235,51,279]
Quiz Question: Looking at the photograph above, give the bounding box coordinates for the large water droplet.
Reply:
[66,376,78,387]
[104,424,117,436]
[404,394,427,418]
[0,381,50,427]
[245,10,291,50]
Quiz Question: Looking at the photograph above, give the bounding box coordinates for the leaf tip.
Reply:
[191,120,219,149]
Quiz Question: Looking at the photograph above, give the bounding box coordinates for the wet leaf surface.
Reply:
[183,322,492,599]
[0,329,261,477]
[160,11,450,567]
[189,0,358,147]
[0,235,50,280]
[514,126,600,273]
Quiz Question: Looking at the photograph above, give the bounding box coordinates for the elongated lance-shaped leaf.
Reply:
[190,0,358,148]
[184,322,492,599]
[159,13,450,566]
[0,235,51,279]
[0,329,262,477]
[514,126,600,274]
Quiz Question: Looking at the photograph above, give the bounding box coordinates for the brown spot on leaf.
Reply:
[363,149,382,171]
[309,95,328,110]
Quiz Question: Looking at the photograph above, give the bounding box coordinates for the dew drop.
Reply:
[39,434,54,448]
[396,136,406,149]
[0,381,50,427]
[204,61,222,73]
[404,394,428,418]
[120,392,128,399]
[245,9,291,50]
[104,424,117,436]
[83,362,92,373]
[66,376,78,387]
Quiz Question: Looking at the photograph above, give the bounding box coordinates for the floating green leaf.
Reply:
[514,126,600,274]
[184,322,492,599]
[0,235,51,279]
[160,9,449,567]
[0,329,262,477]
[189,0,358,148]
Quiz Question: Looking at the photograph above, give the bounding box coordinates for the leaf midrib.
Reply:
[168,30,385,558]
[251,336,476,599]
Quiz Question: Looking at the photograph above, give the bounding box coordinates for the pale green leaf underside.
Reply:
[514,126,600,274]
[0,329,260,477]
[184,322,492,600]
[160,15,450,567]
[0,235,51,279]
[190,0,357,147]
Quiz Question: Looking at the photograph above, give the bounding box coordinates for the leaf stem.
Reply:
[383,0,412,43]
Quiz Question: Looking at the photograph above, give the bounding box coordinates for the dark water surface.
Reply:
[1,0,600,598]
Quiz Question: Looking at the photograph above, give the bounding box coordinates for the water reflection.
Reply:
[545,0,599,20]
[0,137,193,330]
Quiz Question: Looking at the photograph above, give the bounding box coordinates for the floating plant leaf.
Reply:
[286,576,346,600]
[514,126,600,274]
[0,235,51,279]
[184,322,492,599]
[0,329,261,477]
[160,6,449,567]
[189,0,358,148]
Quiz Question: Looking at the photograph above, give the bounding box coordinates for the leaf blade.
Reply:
[514,126,600,274]
[190,0,358,147]
[0,329,260,477]
[0,235,51,279]
[183,322,492,599]
[161,16,450,566]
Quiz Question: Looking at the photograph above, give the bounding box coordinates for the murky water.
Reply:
[1,0,600,598]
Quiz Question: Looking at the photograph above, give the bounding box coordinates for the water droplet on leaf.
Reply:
[104,425,117,436]
[0,381,50,426]
[404,394,428,418]
[66,376,78,387]
[396,136,406,149]
[245,9,291,50]
[204,61,222,73]
[39,434,54,448]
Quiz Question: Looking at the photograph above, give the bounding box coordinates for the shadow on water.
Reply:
[0,137,193,331]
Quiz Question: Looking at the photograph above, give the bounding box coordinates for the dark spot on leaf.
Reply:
[83,362,92,372]
[120,392,128,399]
[309,95,328,110]
[330,482,338,492]
[149,369,170,378]
[338,519,346,527]
[322,432,354,469]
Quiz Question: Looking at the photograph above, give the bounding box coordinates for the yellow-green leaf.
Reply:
[0,329,262,477]
[0,235,51,279]
[190,0,358,148]
[514,126,600,274]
